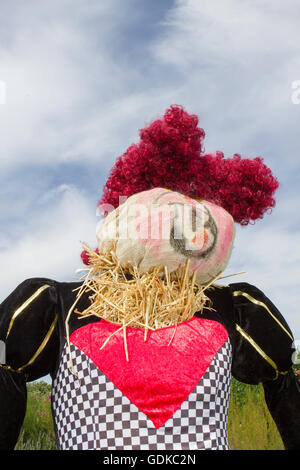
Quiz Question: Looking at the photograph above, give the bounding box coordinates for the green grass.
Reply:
[15,381,57,450]
[16,367,300,450]
[228,380,284,450]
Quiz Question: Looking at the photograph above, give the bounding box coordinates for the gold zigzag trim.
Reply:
[16,314,58,373]
[0,364,24,375]
[233,290,294,341]
[2,283,57,376]
[235,324,288,381]
[1,314,58,375]
[6,284,50,339]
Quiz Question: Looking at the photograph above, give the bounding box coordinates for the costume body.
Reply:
[0,277,299,450]
[53,320,232,450]
[1,105,300,450]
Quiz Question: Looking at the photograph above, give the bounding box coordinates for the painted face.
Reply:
[96,188,235,284]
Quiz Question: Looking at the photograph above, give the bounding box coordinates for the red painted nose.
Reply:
[192,230,208,249]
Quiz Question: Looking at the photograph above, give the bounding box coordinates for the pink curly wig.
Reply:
[98,105,279,226]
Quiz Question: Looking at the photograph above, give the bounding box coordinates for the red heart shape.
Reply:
[70,317,228,428]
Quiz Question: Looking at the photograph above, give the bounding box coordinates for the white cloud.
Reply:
[155,0,300,66]
[0,184,98,300]
[0,0,155,171]
[151,0,300,165]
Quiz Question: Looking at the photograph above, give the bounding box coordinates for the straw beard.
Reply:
[64,242,226,371]
[76,242,218,325]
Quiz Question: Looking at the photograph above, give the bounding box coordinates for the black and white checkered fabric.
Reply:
[52,339,232,450]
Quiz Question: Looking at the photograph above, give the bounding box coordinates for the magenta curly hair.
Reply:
[189,152,279,226]
[80,105,279,264]
[99,105,205,211]
[98,104,278,226]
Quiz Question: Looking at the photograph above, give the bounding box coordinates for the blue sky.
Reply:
[1,0,300,353]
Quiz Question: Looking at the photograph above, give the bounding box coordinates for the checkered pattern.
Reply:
[52,339,232,450]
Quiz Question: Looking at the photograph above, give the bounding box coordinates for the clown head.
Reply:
[96,187,235,285]
[82,105,278,286]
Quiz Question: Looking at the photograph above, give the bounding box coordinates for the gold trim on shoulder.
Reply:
[6,284,51,339]
[235,324,289,381]
[233,290,294,341]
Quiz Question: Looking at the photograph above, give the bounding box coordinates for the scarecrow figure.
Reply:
[0,105,299,450]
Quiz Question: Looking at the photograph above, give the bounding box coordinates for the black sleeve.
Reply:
[0,278,59,449]
[0,369,27,450]
[229,282,300,450]
[263,370,300,450]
